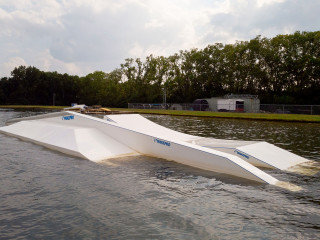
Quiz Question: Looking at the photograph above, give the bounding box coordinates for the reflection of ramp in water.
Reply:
[287,161,320,176]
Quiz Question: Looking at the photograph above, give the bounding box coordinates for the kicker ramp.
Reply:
[0,111,279,184]
[1,112,137,161]
[105,114,310,171]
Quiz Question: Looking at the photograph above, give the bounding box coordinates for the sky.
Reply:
[0,0,319,78]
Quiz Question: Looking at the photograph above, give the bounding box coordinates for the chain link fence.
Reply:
[260,104,320,115]
[128,103,320,115]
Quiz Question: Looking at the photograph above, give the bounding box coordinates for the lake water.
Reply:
[0,110,319,240]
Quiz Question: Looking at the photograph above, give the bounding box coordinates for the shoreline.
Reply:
[112,108,320,123]
[1,105,320,123]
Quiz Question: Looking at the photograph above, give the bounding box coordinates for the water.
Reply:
[0,111,319,240]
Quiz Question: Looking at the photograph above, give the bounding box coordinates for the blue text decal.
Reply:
[154,138,171,147]
[235,150,249,159]
[62,115,74,120]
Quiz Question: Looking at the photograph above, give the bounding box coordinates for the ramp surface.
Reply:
[105,114,310,170]
[0,119,137,161]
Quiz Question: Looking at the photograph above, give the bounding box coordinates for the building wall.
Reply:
[205,98,218,111]
[204,97,260,113]
[244,99,260,113]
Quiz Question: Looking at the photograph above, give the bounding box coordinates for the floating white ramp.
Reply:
[2,112,137,161]
[105,114,310,171]
[0,111,313,185]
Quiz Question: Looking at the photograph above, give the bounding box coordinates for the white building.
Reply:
[204,94,260,113]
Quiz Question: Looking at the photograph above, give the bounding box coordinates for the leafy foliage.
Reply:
[1,31,319,106]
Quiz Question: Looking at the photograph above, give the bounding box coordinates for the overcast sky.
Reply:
[0,0,319,77]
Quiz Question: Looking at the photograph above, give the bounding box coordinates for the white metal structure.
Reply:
[217,99,244,111]
[0,111,312,186]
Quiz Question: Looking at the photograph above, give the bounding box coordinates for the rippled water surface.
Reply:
[0,110,320,240]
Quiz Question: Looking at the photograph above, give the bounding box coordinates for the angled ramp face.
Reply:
[105,114,310,171]
[0,120,138,162]
[103,115,279,184]
[149,140,279,185]
[192,138,310,170]
[235,142,309,170]
[104,114,198,141]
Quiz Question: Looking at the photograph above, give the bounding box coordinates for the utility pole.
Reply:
[53,93,55,106]
[162,87,166,109]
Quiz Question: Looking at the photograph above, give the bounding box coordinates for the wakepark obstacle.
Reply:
[0,111,318,188]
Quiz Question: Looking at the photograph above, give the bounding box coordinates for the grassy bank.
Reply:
[1,105,320,123]
[111,108,320,123]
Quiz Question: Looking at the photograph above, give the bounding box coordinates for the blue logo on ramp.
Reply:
[154,138,171,147]
[62,115,74,120]
[235,150,249,159]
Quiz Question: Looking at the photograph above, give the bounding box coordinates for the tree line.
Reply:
[1,31,319,107]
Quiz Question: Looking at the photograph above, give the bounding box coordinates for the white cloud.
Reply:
[32,49,83,75]
[144,19,163,29]
[1,0,320,78]
[256,0,286,8]
[128,42,145,58]
[3,57,27,75]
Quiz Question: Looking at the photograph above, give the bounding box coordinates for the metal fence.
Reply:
[260,104,320,115]
[128,103,201,111]
[128,103,320,115]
